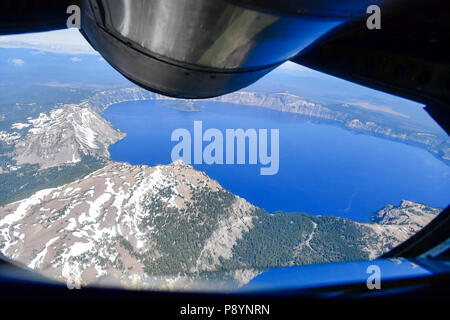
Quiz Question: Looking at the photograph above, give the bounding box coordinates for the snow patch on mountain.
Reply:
[12,104,125,169]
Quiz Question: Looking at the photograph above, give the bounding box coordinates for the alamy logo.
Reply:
[366,265,381,290]
[171,121,279,175]
[366,5,381,30]
[66,5,81,29]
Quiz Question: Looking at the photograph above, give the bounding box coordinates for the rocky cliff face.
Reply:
[359,201,441,259]
[80,88,449,164]
[81,87,331,118]
[0,160,439,290]
[11,105,125,169]
[2,87,447,172]
[371,200,439,228]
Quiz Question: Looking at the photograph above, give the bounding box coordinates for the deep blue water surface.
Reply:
[104,100,449,222]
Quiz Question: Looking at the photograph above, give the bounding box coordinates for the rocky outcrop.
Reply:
[359,201,441,259]
[371,200,440,227]
[12,105,125,169]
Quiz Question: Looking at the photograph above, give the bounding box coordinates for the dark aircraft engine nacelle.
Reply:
[80,0,377,98]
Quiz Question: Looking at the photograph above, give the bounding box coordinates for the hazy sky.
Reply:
[0,29,97,55]
[0,28,308,71]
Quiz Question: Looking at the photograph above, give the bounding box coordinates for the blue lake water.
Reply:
[104,100,449,222]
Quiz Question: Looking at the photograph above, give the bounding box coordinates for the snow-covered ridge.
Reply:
[0,158,439,289]
[0,160,255,288]
[11,104,125,169]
